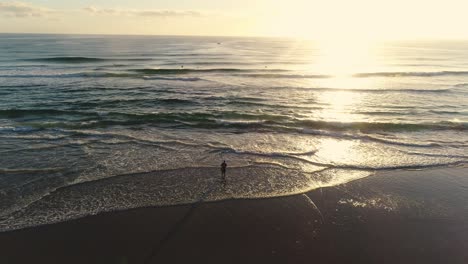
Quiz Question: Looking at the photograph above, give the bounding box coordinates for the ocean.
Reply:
[0,34,467,231]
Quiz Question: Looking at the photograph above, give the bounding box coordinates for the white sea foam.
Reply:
[1,35,468,232]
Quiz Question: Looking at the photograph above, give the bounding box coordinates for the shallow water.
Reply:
[0,34,467,231]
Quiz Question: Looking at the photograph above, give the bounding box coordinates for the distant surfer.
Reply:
[221,160,227,181]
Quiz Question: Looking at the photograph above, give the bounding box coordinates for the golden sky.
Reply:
[0,0,467,40]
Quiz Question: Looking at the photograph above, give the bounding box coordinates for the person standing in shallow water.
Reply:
[221,160,227,181]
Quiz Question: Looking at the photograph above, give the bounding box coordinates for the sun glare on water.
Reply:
[293,38,384,123]
[287,37,386,166]
[312,39,381,75]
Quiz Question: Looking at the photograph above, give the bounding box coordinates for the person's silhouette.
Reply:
[221,160,227,181]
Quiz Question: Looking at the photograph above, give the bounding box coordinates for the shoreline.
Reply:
[1,166,467,263]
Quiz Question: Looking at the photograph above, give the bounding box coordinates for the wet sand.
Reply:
[0,166,467,264]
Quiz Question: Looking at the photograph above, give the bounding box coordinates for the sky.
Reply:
[1,0,468,40]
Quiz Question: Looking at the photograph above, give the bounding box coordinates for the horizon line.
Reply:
[1,32,468,42]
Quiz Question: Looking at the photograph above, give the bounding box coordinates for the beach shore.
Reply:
[1,166,467,264]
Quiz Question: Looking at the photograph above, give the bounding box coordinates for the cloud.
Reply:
[0,1,54,17]
[0,2,204,19]
[83,6,203,17]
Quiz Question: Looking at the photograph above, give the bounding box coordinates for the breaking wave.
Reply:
[1,109,466,132]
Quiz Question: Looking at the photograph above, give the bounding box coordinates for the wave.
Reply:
[0,109,96,119]
[320,161,467,171]
[354,71,468,78]
[163,53,232,57]
[277,87,452,94]
[288,120,468,132]
[27,57,152,63]
[2,160,467,232]
[360,135,442,148]
[81,72,137,78]
[215,119,267,126]
[209,147,318,163]
[67,98,198,108]
[400,151,468,159]
[429,110,465,115]
[0,74,74,79]
[0,168,64,174]
[225,100,316,109]
[0,72,141,79]
[2,109,467,132]
[0,84,47,88]
[0,165,325,232]
[142,76,203,81]
[2,122,452,152]
[238,73,332,79]
[131,68,287,75]
[0,64,48,69]
[160,61,258,66]
[2,68,462,89]
[296,128,444,148]
[0,69,286,79]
